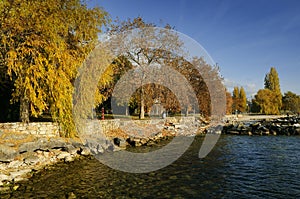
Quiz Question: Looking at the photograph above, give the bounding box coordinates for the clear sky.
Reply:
[89,0,300,98]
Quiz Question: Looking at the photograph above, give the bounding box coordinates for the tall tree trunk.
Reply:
[139,97,145,119]
[185,106,189,117]
[20,96,30,123]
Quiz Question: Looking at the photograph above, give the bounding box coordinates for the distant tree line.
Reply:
[226,67,300,115]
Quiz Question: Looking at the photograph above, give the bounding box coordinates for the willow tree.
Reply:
[0,0,108,137]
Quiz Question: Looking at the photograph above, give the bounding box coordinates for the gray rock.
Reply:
[119,139,128,148]
[0,144,17,162]
[24,156,40,165]
[57,152,71,160]
[64,155,74,162]
[101,140,114,151]
[80,147,91,156]
[84,140,103,154]
[18,141,40,153]
[106,143,115,152]
[8,160,24,169]
[97,145,104,154]
[48,137,68,149]
[18,137,69,153]
[113,138,127,148]
[65,145,79,155]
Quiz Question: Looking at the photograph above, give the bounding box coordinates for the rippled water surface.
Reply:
[4,136,300,198]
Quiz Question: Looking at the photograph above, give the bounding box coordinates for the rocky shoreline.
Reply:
[0,134,98,193]
[223,116,300,136]
[0,117,205,192]
[2,115,298,193]
[106,118,207,149]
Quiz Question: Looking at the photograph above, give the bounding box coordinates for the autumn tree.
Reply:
[103,55,213,118]
[282,91,300,114]
[226,90,233,115]
[253,67,282,115]
[0,0,108,136]
[232,86,247,113]
[264,67,282,113]
[253,89,280,114]
[185,57,224,118]
[239,87,247,112]
[95,56,134,115]
[232,87,239,112]
[108,17,186,119]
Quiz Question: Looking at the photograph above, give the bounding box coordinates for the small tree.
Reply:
[232,87,239,113]
[232,86,247,113]
[253,89,280,115]
[239,87,247,112]
[282,91,300,114]
[226,90,233,115]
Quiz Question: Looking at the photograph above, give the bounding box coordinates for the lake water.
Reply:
[4,135,300,198]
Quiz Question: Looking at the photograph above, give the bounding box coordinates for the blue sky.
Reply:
[89,0,300,97]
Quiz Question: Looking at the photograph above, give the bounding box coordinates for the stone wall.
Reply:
[0,116,197,137]
[99,119,121,133]
[0,122,60,137]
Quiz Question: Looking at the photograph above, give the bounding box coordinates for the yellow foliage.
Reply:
[254,89,280,115]
[0,0,109,137]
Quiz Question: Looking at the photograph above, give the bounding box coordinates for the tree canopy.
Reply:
[264,67,282,111]
[232,86,247,113]
[106,17,182,119]
[282,91,300,114]
[0,0,108,137]
[253,67,282,115]
[0,7,226,136]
